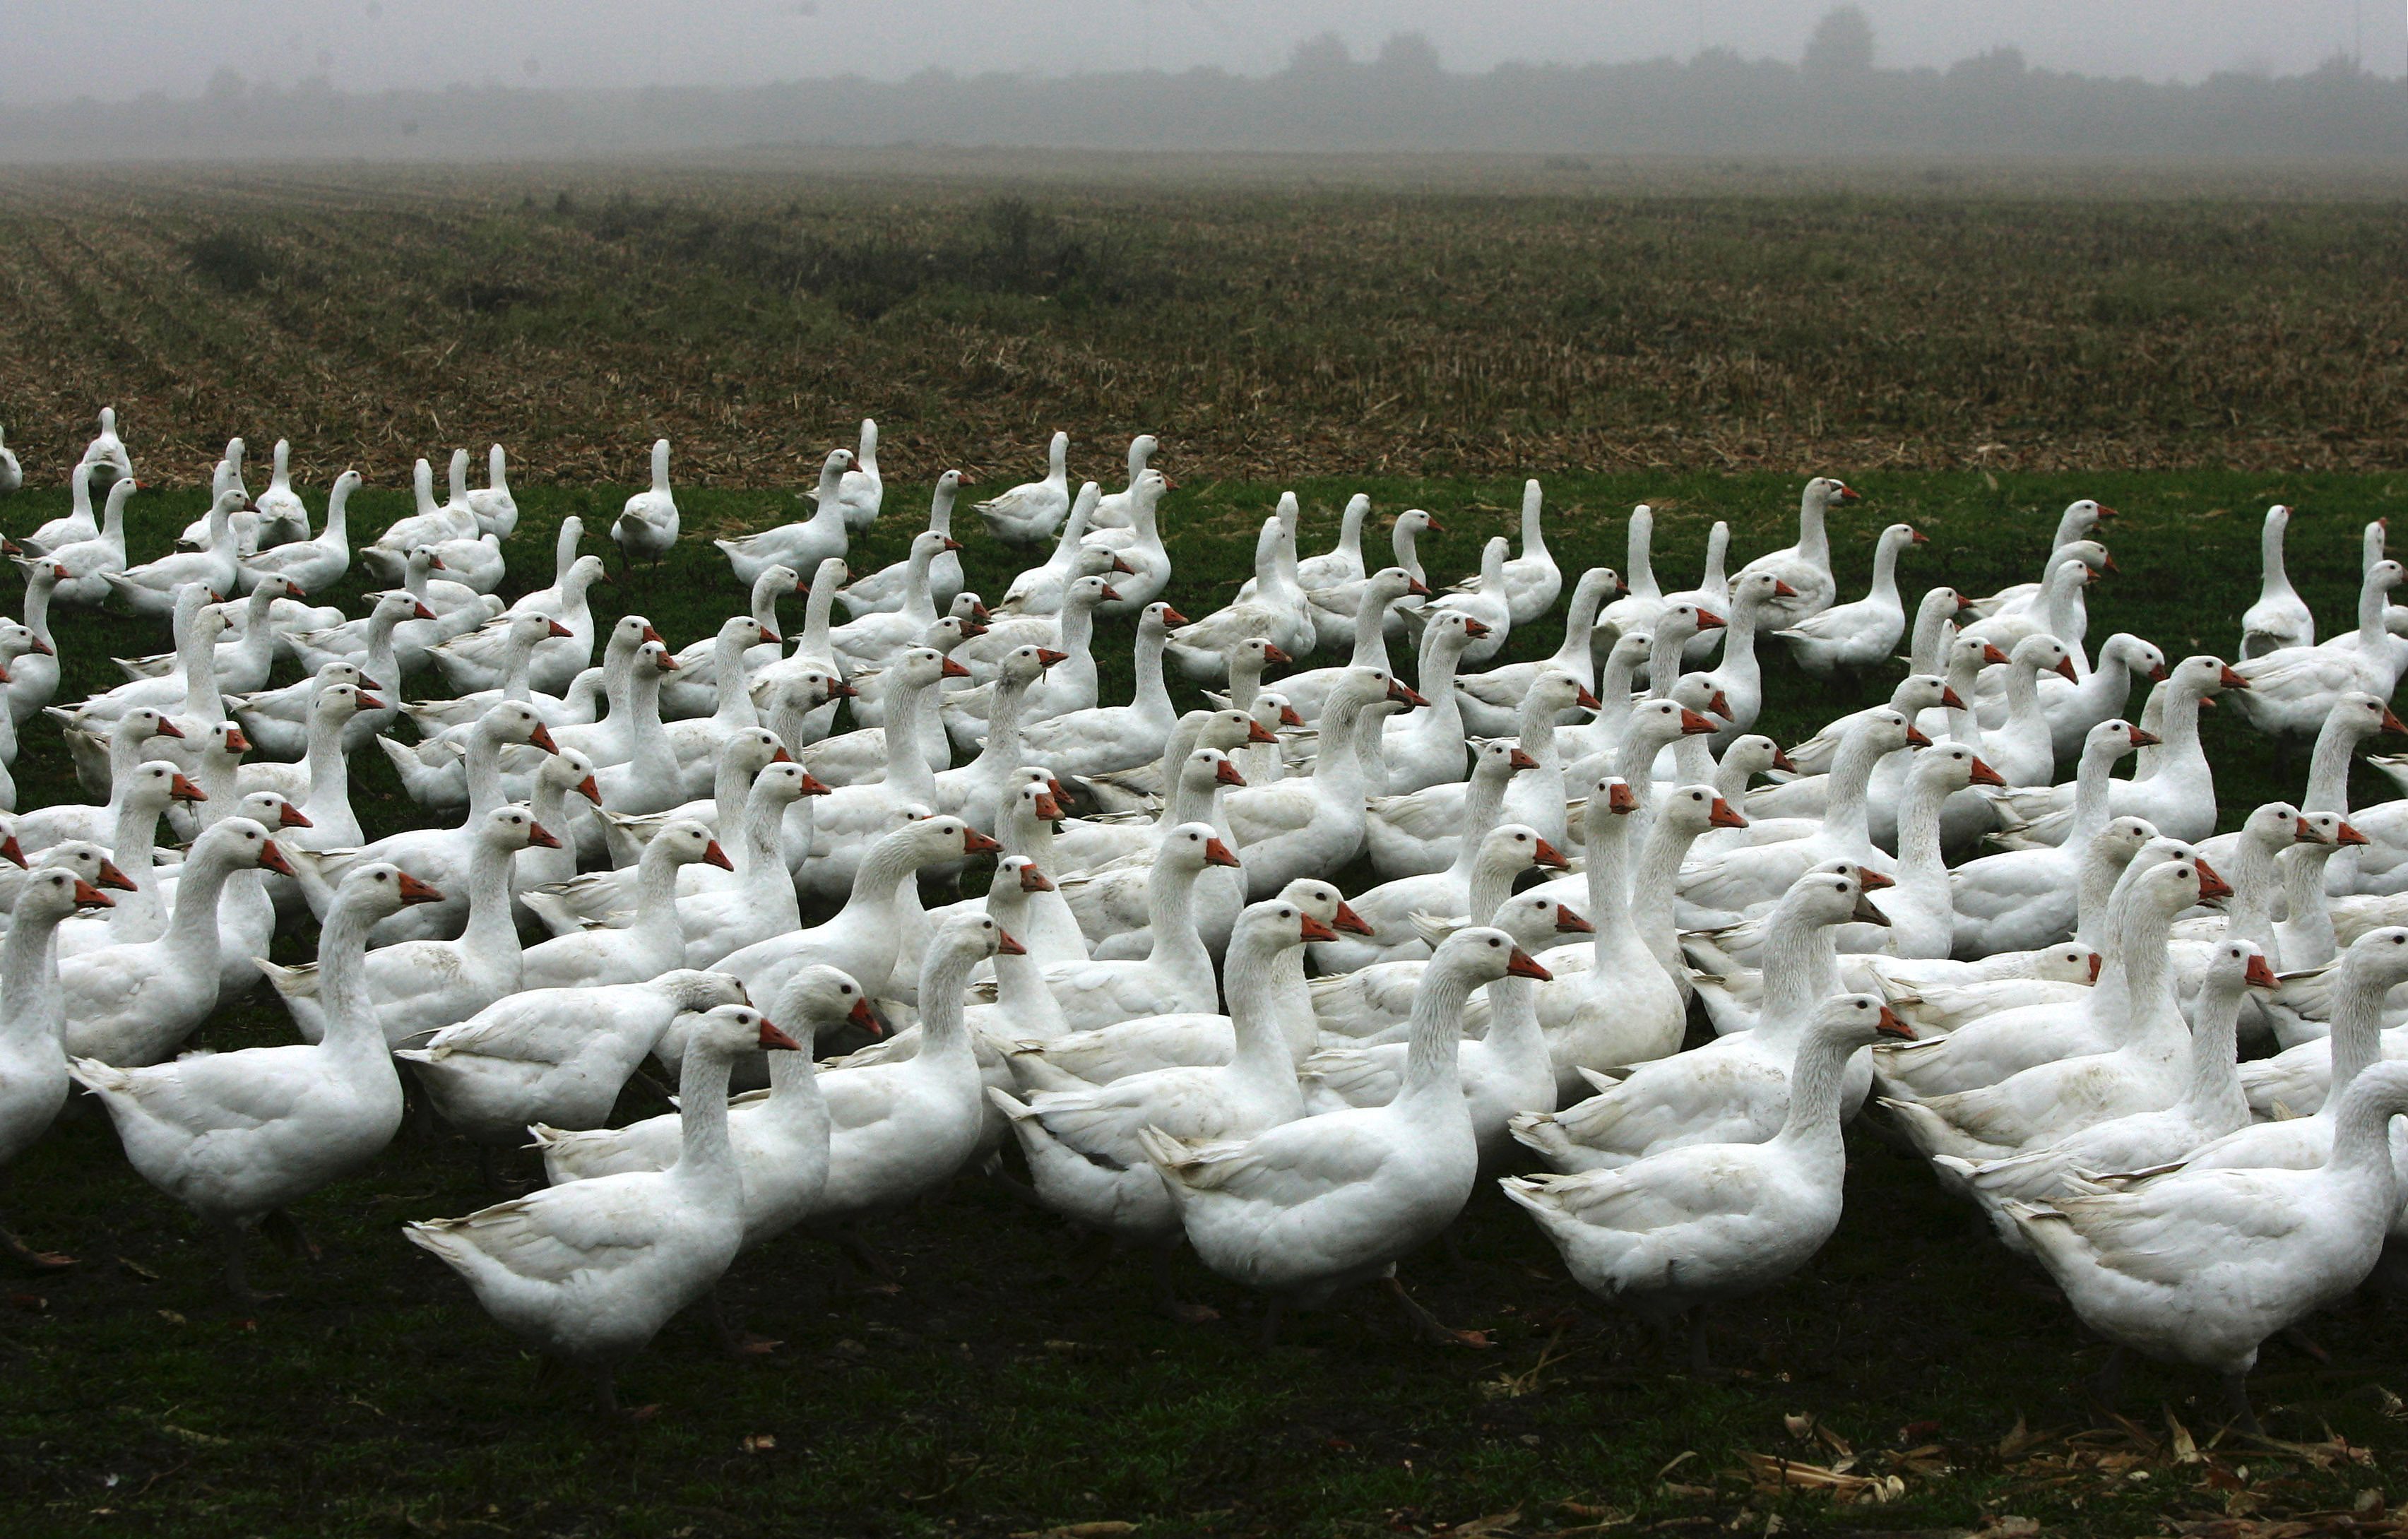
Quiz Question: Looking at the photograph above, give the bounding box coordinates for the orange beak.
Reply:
[1505,947,1552,981]
[1247,719,1279,745]
[355,692,385,711]
[1279,704,1305,727]
[941,657,972,679]
[1510,747,1540,771]
[1554,904,1594,934]
[1574,684,1602,711]
[1160,607,1192,627]
[2339,821,2372,847]
[994,927,1028,956]
[1606,780,1639,814]
[848,997,884,1035]
[255,840,295,877]
[1981,643,2010,666]
[1678,708,1716,736]
[1298,913,1339,942]
[961,828,1003,855]
[1707,797,1748,829]
[2130,727,2159,747]
[151,718,186,739]
[548,619,574,638]
[1968,756,2006,788]
[1859,869,1897,891]
[1531,838,1569,869]
[1202,837,1242,868]
[1772,579,1799,598]
[526,820,560,849]
[528,723,559,753]
[1939,687,1966,710]
[1262,643,1290,665]
[758,1018,805,1052]
[169,773,206,802]
[2219,665,2250,689]
[2244,953,2279,990]
[279,804,314,829]
[95,860,136,889]
[413,602,438,622]
[1018,862,1055,893]
[1214,757,1249,788]
[1904,724,1933,748]
[1770,748,1797,773]
[1389,682,1428,708]
[223,727,251,753]
[1333,903,1375,936]
[701,839,735,871]
[1693,609,1726,631]
[2194,860,2234,901]
[1875,1005,1915,1040]
[576,776,603,804]
[71,878,114,909]
[2053,656,2080,683]
[1033,793,1062,820]
[1036,648,1069,667]
[640,624,665,646]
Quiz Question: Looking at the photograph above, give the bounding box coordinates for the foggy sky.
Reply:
[7,0,2402,105]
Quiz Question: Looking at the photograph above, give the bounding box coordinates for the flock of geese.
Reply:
[4,409,2408,1430]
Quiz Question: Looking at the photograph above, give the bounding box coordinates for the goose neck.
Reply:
[1143,857,1210,975]
[0,898,70,1046]
[1132,624,1173,718]
[2185,972,2253,1123]
[1821,734,1889,851]
[671,1040,740,1187]
[2279,845,2341,968]
[1446,766,1515,878]
[1346,585,1392,669]
[1224,926,1296,1087]
[742,783,790,892]
[2303,720,2360,814]
[2326,1070,2408,1179]
[2360,572,2390,645]
[1625,512,1657,598]
[1894,771,1952,899]
[1396,952,1487,1107]
[1582,808,1635,951]
[918,941,981,1054]
[2222,833,2282,947]
[1464,845,1526,928]
[2067,739,2121,843]
[460,831,522,969]
[712,631,757,727]
[1756,904,1834,1037]
[1548,576,1608,673]
[633,838,689,932]
[1392,523,1425,582]
[162,840,239,973]
[463,725,511,816]
[316,890,391,1057]
[1774,1026,1856,1148]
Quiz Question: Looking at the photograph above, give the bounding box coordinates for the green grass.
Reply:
[2,470,2406,1537]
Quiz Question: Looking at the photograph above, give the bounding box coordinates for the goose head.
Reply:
[477,701,557,754]
[481,804,555,855]
[1062,571,1118,609]
[1235,895,1339,951]
[1911,741,2003,797]
[649,819,733,873]
[1529,668,1600,717]
[313,682,383,725]
[1668,672,1728,724]
[1807,993,1915,1050]
[652,969,752,1014]
[1474,823,1565,882]
[539,747,603,807]
[687,1003,803,1062]
[1155,821,1240,877]
[898,814,1002,867]
[1781,866,1891,932]
[2169,654,2245,703]
[935,908,1016,970]
[2323,689,2408,744]
[16,865,116,927]
[117,707,184,750]
[768,964,877,1043]
[1803,477,1862,512]
[2036,942,2105,985]
[1274,877,1372,937]
[1433,925,1550,990]
[124,760,203,814]
[751,762,821,808]
[1730,568,1799,611]
[814,448,857,503]
[235,792,312,833]
[1180,748,1247,795]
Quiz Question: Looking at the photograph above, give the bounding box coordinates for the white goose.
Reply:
[1141,927,1544,1347]
[1445,480,1559,626]
[0,867,116,1269]
[1774,522,1922,677]
[1086,468,1173,615]
[1040,825,1238,1032]
[976,432,1074,548]
[1454,566,1617,738]
[610,438,680,575]
[1088,434,1158,530]
[828,418,882,529]
[2230,560,2408,740]
[1949,721,2151,956]
[516,821,730,991]
[1292,492,1368,591]
[1940,938,2272,1248]
[46,476,134,607]
[2239,503,2313,658]
[61,816,292,1066]
[841,470,966,617]
[1304,506,1437,648]
[76,862,433,1302]
[1962,499,2115,617]
[529,970,872,1269]
[717,447,855,588]
[407,1003,801,1415]
[1513,868,1890,1173]
[1168,514,1318,682]
[266,807,552,1048]
[2010,1057,2408,1435]
[992,898,1322,1319]
[1425,536,1513,665]
[104,491,242,619]
[398,970,749,1165]
[1505,994,1914,1373]
[1733,475,1860,629]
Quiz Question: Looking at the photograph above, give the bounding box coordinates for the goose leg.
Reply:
[1151,1243,1218,1325]
[1384,1275,1490,1349]
[2089,1344,2129,1425]
[836,1223,901,1287]
[218,1222,278,1306]
[704,1283,781,1357]
[1686,1307,1717,1377]
[1257,1297,1285,1353]
[478,1144,535,1196]
[0,1218,73,1271]
[259,1208,321,1264]
[2223,1371,2263,1437]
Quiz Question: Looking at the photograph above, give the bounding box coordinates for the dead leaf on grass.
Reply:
[1440,1509,1520,1537]
[1738,1452,1904,1504]
[1009,1524,1138,1539]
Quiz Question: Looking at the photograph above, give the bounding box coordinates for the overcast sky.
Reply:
[8,1,2402,103]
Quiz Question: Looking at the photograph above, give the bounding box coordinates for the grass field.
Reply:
[4,160,2408,494]
[3,465,2407,1538]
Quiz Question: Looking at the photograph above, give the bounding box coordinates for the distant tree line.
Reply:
[6,6,2402,163]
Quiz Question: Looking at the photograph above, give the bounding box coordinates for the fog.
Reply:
[7,0,2402,104]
